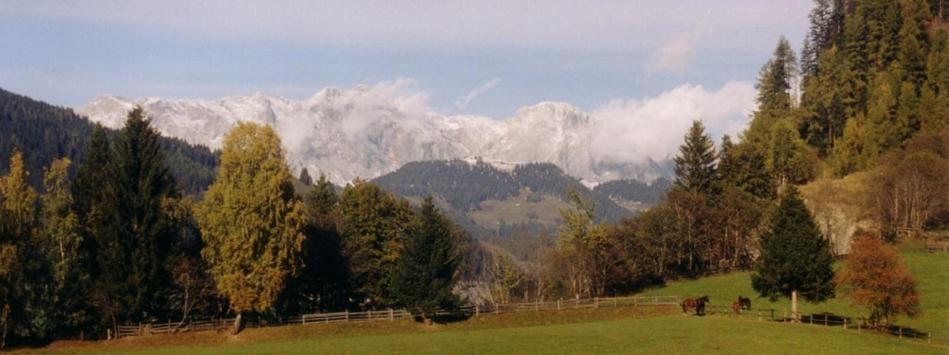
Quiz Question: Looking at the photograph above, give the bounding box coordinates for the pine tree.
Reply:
[898,0,931,89]
[392,197,462,324]
[280,173,348,314]
[673,121,718,196]
[770,122,816,187]
[752,187,835,321]
[70,125,119,333]
[337,181,414,308]
[196,122,307,334]
[755,37,798,123]
[299,168,313,186]
[103,107,178,322]
[863,69,901,162]
[920,29,949,130]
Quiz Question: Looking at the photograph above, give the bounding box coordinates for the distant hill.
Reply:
[373,159,666,238]
[0,88,217,194]
[593,177,671,212]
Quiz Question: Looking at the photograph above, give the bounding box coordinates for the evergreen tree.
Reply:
[103,107,178,322]
[898,0,931,89]
[196,122,307,334]
[800,46,851,154]
[337,181,415,308]
[280,173,348,314]
[920,29,949,130]
[770,122,816,186]
[718,136,774,199]
[752,187,835,321]
[392,197,462,324]
[753,37,798,129]
[69,125,121,333]
[673,121,718,196]
[299,168,313,186]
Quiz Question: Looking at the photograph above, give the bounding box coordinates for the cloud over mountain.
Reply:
[77,79,754,185]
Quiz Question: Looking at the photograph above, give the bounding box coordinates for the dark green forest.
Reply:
[0,88,218,195]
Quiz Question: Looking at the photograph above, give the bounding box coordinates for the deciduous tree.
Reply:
[196,122,307,333]
[836,235,920,327]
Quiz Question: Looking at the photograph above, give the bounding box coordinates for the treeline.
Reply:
[0,112,469,345]
[0,88,218,195]
[488,0,949,303]
[374,159,633,226]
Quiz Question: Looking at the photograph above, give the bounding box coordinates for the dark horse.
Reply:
[738,296,752,310]
[681,296,709,316]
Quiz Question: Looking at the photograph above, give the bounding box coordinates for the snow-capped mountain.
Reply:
[77,86,671,185]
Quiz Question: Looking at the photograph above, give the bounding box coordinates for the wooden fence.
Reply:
[701,304,947,346]
[116,295,680,338]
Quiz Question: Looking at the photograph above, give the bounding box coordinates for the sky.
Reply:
[0,0,812,120]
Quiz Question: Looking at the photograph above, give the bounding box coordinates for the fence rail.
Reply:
[115,295,679,338]
[115,295,945,346]
[700,304,947,346]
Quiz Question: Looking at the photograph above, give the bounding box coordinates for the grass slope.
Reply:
[31,310,944,355]
[638,242,949,339]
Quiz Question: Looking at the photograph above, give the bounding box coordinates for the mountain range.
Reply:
[77,86,673,186]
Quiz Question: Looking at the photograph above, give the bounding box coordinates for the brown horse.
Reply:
[738,296,752,310]
[731,300,742,314]
[681,296,709,316]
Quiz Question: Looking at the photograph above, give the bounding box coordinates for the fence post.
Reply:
[345,310,350,322]
[843,318,847,330]
[824,314,828,326]
[594,297,599,308]
[475,305,480,317]
[557,299,561,311]
[898,327,902,339]
[535,300,539,312]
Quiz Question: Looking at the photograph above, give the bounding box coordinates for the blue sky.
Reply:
[0,0,811,118]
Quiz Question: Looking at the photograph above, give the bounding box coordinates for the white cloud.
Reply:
[645,35,696,75]
[591,80,756,163]
[455,78,501,110]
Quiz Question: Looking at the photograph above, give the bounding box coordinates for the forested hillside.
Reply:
[0,88,217,194]
[372,159,644,236]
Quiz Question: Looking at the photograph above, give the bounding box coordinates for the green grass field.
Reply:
[20,242,947,354]
[25,307,945,354]
[638,241,949,339]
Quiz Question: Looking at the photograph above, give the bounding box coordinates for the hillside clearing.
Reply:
[638,242,949,339]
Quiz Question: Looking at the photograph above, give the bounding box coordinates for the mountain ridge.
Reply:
[77,87,673,186]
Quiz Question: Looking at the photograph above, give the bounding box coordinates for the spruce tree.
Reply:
[673,121,718,196]
[752,186,835,321]
[105,107,178,322]
[70,125,118,333]
[299,168,313,186]
[196,122,307,334]
[280,173,348,314]
[393,197,461,324]
[337,181,414,308]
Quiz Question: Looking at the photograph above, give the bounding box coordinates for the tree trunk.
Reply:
[791,290,799,322]
[231,313,243,335]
